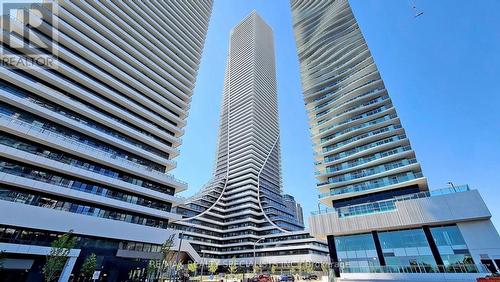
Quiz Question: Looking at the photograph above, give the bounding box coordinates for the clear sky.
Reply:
[173,0,500,229]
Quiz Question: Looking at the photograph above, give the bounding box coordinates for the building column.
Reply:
[58,256,78,282]
[422,226,444,267]
[326,235,340,277]
[371,231,386,266]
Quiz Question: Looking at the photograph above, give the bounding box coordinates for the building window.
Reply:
[0,186,168,229]
[0,157,172,211]
[430,226,474,270]
[0,132,175,196]
[0,102,165,172]
[378,228,436,269]
[335,233,380,272]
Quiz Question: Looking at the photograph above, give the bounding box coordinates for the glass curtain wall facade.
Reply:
[335,233,380,271]
[430,226,474,269]
[333,225,476,273]
[378,229,436,268]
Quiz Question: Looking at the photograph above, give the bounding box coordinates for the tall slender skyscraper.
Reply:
[293,0,428,209]
[0,1,212,280]
[292,0,500,279]
[172,11,328,264]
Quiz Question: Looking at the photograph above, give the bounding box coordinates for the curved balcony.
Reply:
[318,171,424,199]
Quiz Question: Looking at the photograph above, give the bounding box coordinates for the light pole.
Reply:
[253,238,265,274]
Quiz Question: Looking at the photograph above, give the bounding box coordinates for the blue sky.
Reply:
[173,0,500,229]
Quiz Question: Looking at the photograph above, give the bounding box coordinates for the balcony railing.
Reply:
[318,103,393,131]
[305,56,372,95]
[320,113,397,144]
[313,185,470,216]
[318,171,423,196]
[0,114,186,186]
[305,63,376,97]
[310,86,385,113]
[338,263,489,274]
[322,124,402,153]
[327,158,417,184]
[312,78,380,105]
[318,145,413,175]
[322,134,408,164]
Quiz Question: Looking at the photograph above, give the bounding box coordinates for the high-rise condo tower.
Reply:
[291,0,500,280]
[172,11,328,264]
[0,1,212,280]
[294,0,428,209]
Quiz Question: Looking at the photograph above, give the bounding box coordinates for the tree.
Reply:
[176,262,183,270]
[228,257,238,278]
[298,262,306,275]
[291,263,300,276]
[43,230,77,282]
[147,260,160,281]
[271,264,277,275]
[208,260,218,276]
[147,234,176,280]
[252,264,261,274]
[80,253,97,280]
[161,234,176,268]
[304,262,314,274]
[187,261,198,277]
[320,262,329,275]
[175,261,184,279]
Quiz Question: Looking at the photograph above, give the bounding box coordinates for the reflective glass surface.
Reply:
[0,186,168,228]
[0,102,165,172]
[0,157,171,211]
[0,132,174,196]
[431,226,474,269]
[335,233,380,271]
[378,229,436,268]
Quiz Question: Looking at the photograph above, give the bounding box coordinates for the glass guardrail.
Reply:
[313,185,470,217]
[337,263,489,274]
[0,114,187,186]
[319,145,413,175]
